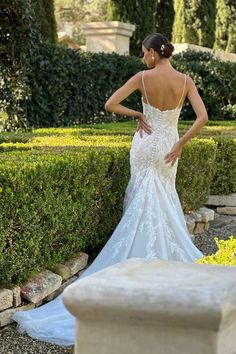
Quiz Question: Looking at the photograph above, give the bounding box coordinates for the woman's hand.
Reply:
[164,142,182,166]
[136,113,152,138]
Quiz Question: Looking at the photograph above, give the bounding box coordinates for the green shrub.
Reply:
[2,41,236,130]
[176,138,217,211]
[26,46,144,128]
[0,134,217,285]
[25,48,236,126]
[172,51,236,120]
[196,236,236,265]
[210,137,236,194]
[0,148,129,285]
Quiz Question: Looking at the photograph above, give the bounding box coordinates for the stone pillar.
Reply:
[80,21,136,55]
[63,258,236,354]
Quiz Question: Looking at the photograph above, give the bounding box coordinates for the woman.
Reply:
[13,33,207,346]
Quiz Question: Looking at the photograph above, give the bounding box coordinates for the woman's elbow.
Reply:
[198,113,208,124]
[203,113,208,124]
[104,101,112,111]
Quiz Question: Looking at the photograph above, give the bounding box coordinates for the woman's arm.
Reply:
[165,76,208,166]
[104,72,152,135]
[178,76,208,146]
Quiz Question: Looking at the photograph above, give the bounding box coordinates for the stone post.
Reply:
[63,258,236,354]
[80,21,136,55]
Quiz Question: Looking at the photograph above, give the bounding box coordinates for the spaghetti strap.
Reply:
[142,71,150,105]
[176,74,187,108]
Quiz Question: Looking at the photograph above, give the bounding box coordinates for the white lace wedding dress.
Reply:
[13,72,203,346]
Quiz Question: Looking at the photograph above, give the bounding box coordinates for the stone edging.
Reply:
[0,252,89,327]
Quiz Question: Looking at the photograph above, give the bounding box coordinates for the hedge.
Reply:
[0,136,216,285]
[0,148,129,285]
[210,137,236,195]
[1,46,236,131]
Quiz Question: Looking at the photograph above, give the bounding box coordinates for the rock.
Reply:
[226,193,236,206]
[184,215,195,234]
[44,276,77,302]
[20,270,62,304]
[51,264,71,280]
[217,206,236,216]
[206,195,227,206]
[0,289,13,311]
[206,194,236,207]
[64,253,89,277]
[189,212,202,222]
[12,286,21,307]
[193,222,206,234]
[204,222,210,231]
[0,303,35,327]
[198,207,215,222]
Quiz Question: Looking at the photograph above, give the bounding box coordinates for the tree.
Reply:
[155,0,174,41]
[107,0,157,56]
[32,0,57,43]
[214,0,236,53]
[172,0,216,48]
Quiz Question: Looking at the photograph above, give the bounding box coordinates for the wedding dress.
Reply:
[13,71,203,346]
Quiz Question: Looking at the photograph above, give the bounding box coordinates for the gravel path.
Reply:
[194,213,236,255]
[0,213,235,354]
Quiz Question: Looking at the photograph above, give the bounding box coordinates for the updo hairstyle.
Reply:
[142,33,174,58]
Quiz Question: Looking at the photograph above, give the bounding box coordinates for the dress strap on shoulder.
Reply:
[142,71,150,105]
[176,74,187,108]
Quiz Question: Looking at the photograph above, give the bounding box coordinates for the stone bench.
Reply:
[63,258,236,354]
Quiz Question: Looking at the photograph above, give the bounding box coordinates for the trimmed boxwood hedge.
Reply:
[0,136,217,285]
[210,137,236,195]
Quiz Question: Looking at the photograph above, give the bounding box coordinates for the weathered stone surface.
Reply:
[204,222,210,231]
[12,286,21,307]
[51,264,71,280]
[0,303,35,327]
[217,206,236,216]
[206,194,236,207]
[64,253,89,277]
[81,21,136,55]
[20,270,62,304]
[193,222,206,234]
[0,289,13,311]
[63,258,236,354]
[44,276,77,302]
[189,212,202,222]
[184,215,195,234]
[198,207,215,222]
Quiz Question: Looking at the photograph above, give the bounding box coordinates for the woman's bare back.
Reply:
[140,68,187,112]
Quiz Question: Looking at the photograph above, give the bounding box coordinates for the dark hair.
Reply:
[142,33,174,58]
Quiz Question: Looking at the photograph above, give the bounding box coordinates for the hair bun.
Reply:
[163,43,174,58]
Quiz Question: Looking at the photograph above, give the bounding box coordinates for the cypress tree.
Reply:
[32,0,57,43]
[155,0,174,41]
[214,0,236,53]
[172,0,216,48]
[107,0,157,56]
